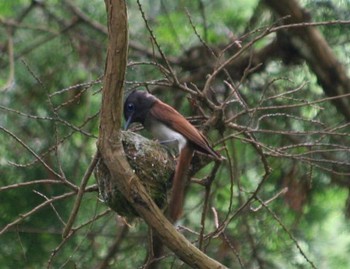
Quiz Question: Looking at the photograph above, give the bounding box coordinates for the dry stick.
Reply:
[279,142,350,151]
[201,16,290,99]
[185,8,245,108]
[257,197,317,269]
[0,179,62,192]
[256,113,326,129]
[63,0,108,34]
[65,0,179,64]
[211,132,272,238]
[0,126,66,183]
[160,0,185,51]
[47,209,111,269]
[242,213,266,268]
[250,187,288,212]
[0,192,75,235]
[219,141,238,226]
[227,125,350,151]
[220,130,350,177]
[0,18,57,33]
[22,59,69,183]
[136,0,180,86]
[272,19,350,31]
[33,190,66,226]
[263,81,308,102]
[54,86,90,111]
[62,152,99,238]
[46,79,69,184]
[5,111,99,168]
[21,59,96,140]
[197,0,208,43]
[227,92,350,124]
[227,124,350,138]
[221,232,244,268]
[210,207,244,268]
[202,28,270,97]
[198,162,220,250]
[209,147,246,267]
[1,29,14,91]
[202,19,350,99]
[0,0,37,79]
[49,78,102,97]
[0,104,55,121]
[59,201,102,269]
[224,108,350,176]
[185,9,238,113]
[3,20,78,69]
[142,228,155,268]
[95,224,130,269]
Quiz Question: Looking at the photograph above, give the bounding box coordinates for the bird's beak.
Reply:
[124,113,134,130]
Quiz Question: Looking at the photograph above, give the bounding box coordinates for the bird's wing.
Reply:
[150,100,220,158]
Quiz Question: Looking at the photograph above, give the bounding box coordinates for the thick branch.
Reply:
[97,0,227,268]
[264,0,350,120]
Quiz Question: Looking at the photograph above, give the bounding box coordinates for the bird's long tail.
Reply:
[168,145,194,222]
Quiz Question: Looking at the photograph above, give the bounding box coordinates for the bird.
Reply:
[124,90,222,221]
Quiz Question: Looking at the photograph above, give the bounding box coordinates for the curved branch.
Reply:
[97,1,227,268]
[264,0,350,120]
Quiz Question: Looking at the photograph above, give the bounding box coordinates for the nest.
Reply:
[94,131,175,218]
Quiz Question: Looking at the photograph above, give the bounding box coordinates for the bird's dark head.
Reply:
[124,90,157,129]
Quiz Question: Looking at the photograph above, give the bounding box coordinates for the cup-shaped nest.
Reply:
[94,131,175,218]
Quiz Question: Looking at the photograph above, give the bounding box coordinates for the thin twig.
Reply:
[62,152,99,238]
[0,126,66,183]
[257,197,317,269]
[33,190,66,226]
[198,162,221,250]
[47,209,111,268]
[136,0,179,85]
[0,192,75,235]
[0,179,62,192]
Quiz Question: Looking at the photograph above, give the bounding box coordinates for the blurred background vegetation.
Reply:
[0,0,349,268]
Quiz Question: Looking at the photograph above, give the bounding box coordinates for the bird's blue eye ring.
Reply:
[127,103,135,112]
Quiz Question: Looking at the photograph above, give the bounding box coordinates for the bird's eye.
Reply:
[127,103,135,112]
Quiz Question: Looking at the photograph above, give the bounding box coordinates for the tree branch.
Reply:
[97,0,227,268]
[264,0,350,120]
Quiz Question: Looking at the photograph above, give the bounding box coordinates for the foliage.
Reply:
[0,0,349,268]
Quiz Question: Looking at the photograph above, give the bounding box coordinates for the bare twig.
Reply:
[1,29,15,91]
[0,192,75,235]
[198,162,221,250]
[95,223,129,269]
[47,209,111,268]
[62,152,99,238]
[256,197,317,269]
[0,179,62,192]
[33,190,66,226]
[0,126,67,183]
[136,0,180,86]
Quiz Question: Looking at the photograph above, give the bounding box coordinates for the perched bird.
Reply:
[124,90,221,221]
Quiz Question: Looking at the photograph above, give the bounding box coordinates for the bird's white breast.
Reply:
[147,120,187,153]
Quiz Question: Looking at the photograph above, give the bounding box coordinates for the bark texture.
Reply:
[264,0,350,120]
[97,1,227,268]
